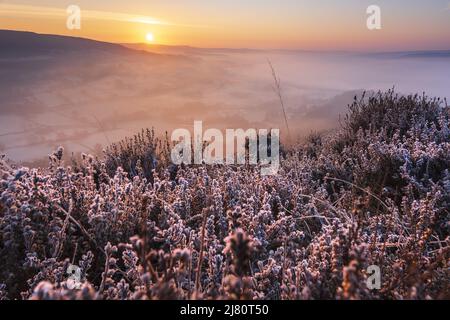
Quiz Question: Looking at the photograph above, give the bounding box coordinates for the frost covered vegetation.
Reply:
[0,90,449,300]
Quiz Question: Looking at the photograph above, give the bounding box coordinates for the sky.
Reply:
[0,0,450,50]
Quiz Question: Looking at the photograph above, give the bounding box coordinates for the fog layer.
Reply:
[1,35,449,163]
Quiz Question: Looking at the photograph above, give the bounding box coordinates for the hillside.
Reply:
[0,30,148,58]
[0,90,448,300]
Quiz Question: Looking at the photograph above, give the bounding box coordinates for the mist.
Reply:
[1,38,449,163]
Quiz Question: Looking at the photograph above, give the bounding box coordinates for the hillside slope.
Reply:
[0,90,448,300]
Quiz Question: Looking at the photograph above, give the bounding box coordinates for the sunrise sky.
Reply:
[0,0,449,51]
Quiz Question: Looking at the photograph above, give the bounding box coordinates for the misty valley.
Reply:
[1,31,449,165]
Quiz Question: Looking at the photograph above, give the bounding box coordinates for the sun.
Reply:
[145,32,154,42]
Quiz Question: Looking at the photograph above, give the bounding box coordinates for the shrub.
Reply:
[0,90,448,300]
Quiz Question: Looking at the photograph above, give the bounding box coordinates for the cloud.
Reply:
[0,3,170,26]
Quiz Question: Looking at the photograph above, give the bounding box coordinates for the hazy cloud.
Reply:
[0,3,170,26]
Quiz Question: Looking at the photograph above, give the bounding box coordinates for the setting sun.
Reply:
[146,32,154,42]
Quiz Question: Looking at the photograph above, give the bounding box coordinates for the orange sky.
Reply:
[1,1,450,50]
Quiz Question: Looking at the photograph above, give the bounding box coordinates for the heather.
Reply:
[0,90,448,300]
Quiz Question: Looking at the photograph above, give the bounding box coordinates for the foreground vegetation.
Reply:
[0,90,448,300]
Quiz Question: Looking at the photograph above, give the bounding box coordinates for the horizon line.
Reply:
[2,28,450,55]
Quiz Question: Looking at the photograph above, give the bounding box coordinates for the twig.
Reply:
[99,250,110,294]
[268,59,292,144]
[53,200,73,258]
[55,204,105,255]
[324,176,390,210]
[194,208,208,293]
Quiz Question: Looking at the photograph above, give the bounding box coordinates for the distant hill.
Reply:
[122,42,263,56]
[399,50,450,58]
[3,30,448,59]
[365,50,450,59]
[0,29,156,58]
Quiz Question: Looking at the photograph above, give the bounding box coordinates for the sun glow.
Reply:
[146,32,154,42]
